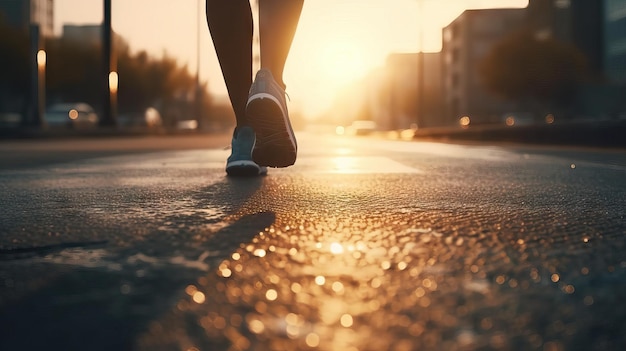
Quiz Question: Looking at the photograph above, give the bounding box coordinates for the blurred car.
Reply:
[0,113,21,128]
[347,120,377,135]
[45,102,99,128]
[117,107,162,128]
[176,119,198,131]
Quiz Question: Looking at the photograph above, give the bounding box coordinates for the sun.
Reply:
[319,41,367,85]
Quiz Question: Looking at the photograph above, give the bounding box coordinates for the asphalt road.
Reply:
[1,132,625,351]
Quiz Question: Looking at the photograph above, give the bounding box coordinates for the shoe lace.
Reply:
[277,84,291,102]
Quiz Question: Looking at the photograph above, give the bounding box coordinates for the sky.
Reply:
[54,0,528,119]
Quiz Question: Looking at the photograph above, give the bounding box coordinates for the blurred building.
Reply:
[527,0,605,75]
[62,24,102,45]
[0,0,53,127]
[442,9,526,125]
[382,53,443,130]
[61,24,129,54]
[524,0,626,118]
[527,0,626,118]
[330,52,444,131]
[0,0,54,37]
[605,0,626,83]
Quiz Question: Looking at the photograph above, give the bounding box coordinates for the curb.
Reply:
[412,120,626,149]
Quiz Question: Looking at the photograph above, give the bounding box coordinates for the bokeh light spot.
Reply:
[305,333,320,347]
[330,242,344,254]
[315,276,326,286]
[266,289,278,301]
[332,281,344,293]
[340,314,354,327]
[291,282,302,293]
[221,268,232,278]
[192,291,205,304]
[185,285,197,295]
[459,116,471,128]
[248,319,265,334]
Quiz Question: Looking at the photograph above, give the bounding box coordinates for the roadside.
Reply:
[409,119,626,149]
[1,118,624,170]
[0,132,231,170]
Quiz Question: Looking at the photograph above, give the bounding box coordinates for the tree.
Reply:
[117,50,214,127]
[45,37,103,110]
[45,35,214,128]
[1,22,218,130]
[479,29,589,110]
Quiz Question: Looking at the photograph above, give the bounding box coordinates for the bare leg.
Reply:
[259,0,304,89]
[206,0,253,126]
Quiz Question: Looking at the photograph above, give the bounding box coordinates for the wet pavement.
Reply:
[1,133,625,351]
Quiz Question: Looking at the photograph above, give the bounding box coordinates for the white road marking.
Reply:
[293,156,421,174]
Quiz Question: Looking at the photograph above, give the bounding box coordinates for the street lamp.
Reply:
[37,50,46,68]
[195,0,203,128]
[101,0,117,127]
[37,49,46,126]
[416,0,425,129]
[109,71,118,94]
[28,24,45,127]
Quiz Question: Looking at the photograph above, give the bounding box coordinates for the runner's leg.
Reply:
[206,0,253,126]
[258,0,304,89]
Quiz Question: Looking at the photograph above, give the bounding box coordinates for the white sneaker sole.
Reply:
[246,96,297,168]
[226,160,267,177]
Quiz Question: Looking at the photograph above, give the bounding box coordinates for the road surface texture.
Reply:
[1,132,625,351]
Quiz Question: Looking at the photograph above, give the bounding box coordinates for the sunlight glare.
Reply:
[330,242,345,255]
[332,157,359,174]
[319,41,367,85]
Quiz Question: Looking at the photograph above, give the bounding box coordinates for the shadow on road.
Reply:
[0,187,275,351]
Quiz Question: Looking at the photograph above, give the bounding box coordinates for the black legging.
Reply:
[206,0,304,126]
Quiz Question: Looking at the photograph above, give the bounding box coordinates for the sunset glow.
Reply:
[310,39,369,101]
[54,0,529,118]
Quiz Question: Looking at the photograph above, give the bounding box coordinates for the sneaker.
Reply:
[226,126,267,176]
[246,69,297,168]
